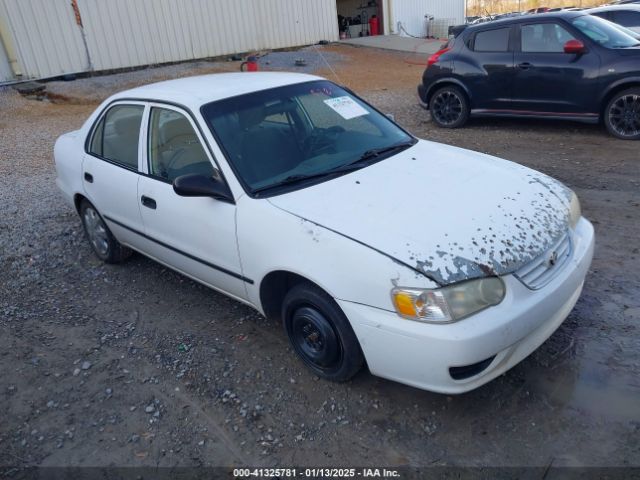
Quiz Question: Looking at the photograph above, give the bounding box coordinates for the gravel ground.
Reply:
[1,44,639,473]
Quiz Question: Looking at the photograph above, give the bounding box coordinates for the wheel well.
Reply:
[73,193,88,214]
[426,81,470,107]
[259,271,322,322]
[601,82,640,120]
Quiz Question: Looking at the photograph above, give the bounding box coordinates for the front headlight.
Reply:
[569,191,581,229]
[391,277,506,324]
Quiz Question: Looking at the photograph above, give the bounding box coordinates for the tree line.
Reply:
[467,0,606,16]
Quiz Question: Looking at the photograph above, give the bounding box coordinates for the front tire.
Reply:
[429,85,470,129]
[79,200,132,263]
[282,283,364,382]
[604,88,640,140]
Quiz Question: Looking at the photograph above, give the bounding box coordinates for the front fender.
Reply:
[236,197,437,314]
[599,75,640,108]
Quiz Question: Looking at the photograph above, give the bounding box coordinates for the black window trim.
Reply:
[85,101,146,173]
[83,97,235,203]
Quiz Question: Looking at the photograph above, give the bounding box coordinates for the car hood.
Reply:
[268,140,573,286]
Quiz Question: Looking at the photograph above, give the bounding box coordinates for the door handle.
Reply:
[141,195,157,210]
[84,172,93,183]
[518,62,532,70]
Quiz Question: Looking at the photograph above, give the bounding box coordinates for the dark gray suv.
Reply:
[418,12,640,139]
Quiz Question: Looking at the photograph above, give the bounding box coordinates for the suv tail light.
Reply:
[428,47,451,68]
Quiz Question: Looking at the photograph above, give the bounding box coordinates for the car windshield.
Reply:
[572,14,640,48]
[201,80,414,195]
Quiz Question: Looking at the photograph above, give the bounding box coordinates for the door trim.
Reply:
[103,214,254,284]
[471,108,599,123]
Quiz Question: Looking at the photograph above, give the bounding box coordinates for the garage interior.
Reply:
[336,0,384,38]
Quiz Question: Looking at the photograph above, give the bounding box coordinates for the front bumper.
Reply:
[339,217,595,394]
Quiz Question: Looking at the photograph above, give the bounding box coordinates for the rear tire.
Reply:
[79,200,132,263]
[282,283,364,382]
[604,88,640,140]
[429,85,470,129]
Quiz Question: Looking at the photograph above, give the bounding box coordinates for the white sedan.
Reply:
[54,73,594,394]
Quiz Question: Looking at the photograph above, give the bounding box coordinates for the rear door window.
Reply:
[473,28,511,52]
[89,104,144,170]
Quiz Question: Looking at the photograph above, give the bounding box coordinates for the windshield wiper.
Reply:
[252,171,344,195]
[357,140,415,163]
[252,140,415,195]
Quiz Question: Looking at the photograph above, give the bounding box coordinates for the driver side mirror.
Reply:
[173,174,234,203]
[564,39,586,55]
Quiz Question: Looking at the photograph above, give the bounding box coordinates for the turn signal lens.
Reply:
[391,277,505,324]
[394,291,418,316]
[569,191,581,229]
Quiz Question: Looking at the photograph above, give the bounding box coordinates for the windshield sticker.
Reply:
[323,96,369,120]
[310,87,333,96]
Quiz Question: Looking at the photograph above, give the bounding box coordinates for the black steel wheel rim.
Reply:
[290,306,341,371]
[433,91,463,126]
[609,94,640,138]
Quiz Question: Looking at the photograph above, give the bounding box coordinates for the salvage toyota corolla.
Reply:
[54,73,594,393]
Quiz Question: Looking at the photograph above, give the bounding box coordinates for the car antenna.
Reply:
[312,43,343,84]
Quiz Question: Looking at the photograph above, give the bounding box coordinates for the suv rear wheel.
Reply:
[604,88,640,140]
[429,85,470,129]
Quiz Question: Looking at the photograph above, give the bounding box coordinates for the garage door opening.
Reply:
[336,0,384,39]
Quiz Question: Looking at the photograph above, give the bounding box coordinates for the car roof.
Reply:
[586,4,640,12]
[110,72,323,109]
[464,10,585,32]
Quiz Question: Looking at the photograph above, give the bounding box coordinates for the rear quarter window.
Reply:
[473,27,511,52]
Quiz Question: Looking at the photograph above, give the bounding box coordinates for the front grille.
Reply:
[514,232,572,290]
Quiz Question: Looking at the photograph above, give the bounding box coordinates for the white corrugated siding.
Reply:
[77,0,339,71]
[392,0,464,37]
[0,0,338,83]
[0,8,15,82]
[0,0,89,80]
[0,42,12,82]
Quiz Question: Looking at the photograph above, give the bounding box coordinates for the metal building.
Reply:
[385,0,465,38]
[0,0,465,84]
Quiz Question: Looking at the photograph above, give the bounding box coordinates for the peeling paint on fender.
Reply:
[269,140,575,286]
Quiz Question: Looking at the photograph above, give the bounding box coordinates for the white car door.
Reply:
[82,102,146,250]
[137,103,248,302]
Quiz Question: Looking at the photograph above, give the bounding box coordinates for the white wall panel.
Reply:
[392,0,464,37]
[0,30,13,82]
[0,0,89,81]
[77,0,339,72]
[0,0,338,83]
